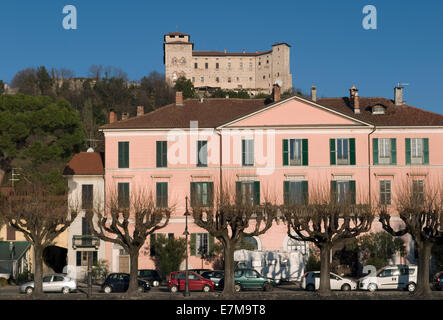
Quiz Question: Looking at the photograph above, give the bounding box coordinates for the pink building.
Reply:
[94,84,443,278]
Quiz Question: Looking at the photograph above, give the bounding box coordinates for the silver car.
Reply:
[301,271,357,291]
[20,274,77,294]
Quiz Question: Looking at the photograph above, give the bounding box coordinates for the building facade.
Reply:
[163,32,293,95]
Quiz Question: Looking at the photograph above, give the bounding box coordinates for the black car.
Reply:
[101,273,150,293]
[201,270,224,289]
[137,269,164,287]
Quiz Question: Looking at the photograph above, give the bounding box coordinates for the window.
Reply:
[412,180,424,203]
[263,75,265,80]
[249,62,253,69]
[240,62,243,69]
[118,183,129,208]
[192,77,195,83]
[242,139,254,166]
[180,57,186,64]
[82,217,91,236]
[205,62,208,69]
[330,138,355,165]
[373,138,396,165]
[246,270,259,278]
[53,276,64,282]
[227,62,231,69]
[194,62,198,69]
[236,181,260,206]
[156,141,167,167]
[200,77,204,83]
[76,251,98,266]
[43,276,52,282]
[283,139,308,166]
[284,181,308,205]
[197,140,208,167]
[156,182,168,208]
[228,77,231,83]
[287,239,307,253]
[249,77,252,81]
[236,77,239,82]
[406,138,429,165]
[171,57,177,65]
[378,269,393,277]
[190,233,214,256]
[380,180,391,205]
[373,105,385,114]
[216,77,219,83]
[191,182,214,207]
[331,180,356,204]
[82,185,93,210]
[118,141,129,168]
[216,63,219,69]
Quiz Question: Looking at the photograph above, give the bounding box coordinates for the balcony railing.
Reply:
[72,235,100,249]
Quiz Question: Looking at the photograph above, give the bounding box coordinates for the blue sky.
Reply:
[1,0,442,113]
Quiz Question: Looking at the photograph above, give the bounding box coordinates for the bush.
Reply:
[305,249,321,272]
[151,235,186,278]
[0,278,9,287]
[92,259,109,283]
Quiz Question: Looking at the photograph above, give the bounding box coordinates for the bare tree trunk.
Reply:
[126,248,140,296]
[318,244,332,296]
[223,242,235,296]
[414,241,432,296]
[33,244,44,296]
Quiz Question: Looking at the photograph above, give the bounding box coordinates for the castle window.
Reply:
[236,77,239,82]
[249,62,253,69]
[240,62,243,69]
[205,63,208,69]
[263,75,265,80]
[228,77,231,83]
[192,77,195,83]
[216,77,220,83]
[228,62,231,69]
[179,35,184,38]
[180,57,186,64]
[170,35,175,38]
[201,77,204,83]
[216,63,219,69]
[194,63,198,69]
[172,57,177,65]
[258,62,261,66]
[267,60,269,64]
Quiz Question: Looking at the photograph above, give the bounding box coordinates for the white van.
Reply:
[358,265,417,292]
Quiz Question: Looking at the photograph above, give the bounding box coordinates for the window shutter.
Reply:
[302,139,308,166]
[190,234,196,256]
[391,138,397,165]
[373,138,379,165]
[76,251,81,266]
[423,138,429,164]
[190,182,196,207]
[208,182,214,207]
[253,181,260,205]
[118,183,129,208]
[162,141,167,167]
[330,139,336,165]
[242,140,246,166]
[330,180,337,201]
[301,181,309,204]
[93,251,98,264]
[156,183,161,207]
[163,183,168,207]
[118,142,129,168]
[283,139,289,166]
[283,181,290,205]
[236,182,242,204]
[350,138,356,165]
[405,138,411,165]
[150,234,156,256]
[209,234,214,255]
[349,180,356,204]
[156,141,161,167]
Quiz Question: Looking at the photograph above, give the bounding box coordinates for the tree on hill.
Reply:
[174,76,196,99]
[210,89,250,99]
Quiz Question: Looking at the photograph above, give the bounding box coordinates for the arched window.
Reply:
[171,57,178,65]
[284,235,307,254]
[180,57,186,64]
[372,105,385,114]
[236,236,260,251]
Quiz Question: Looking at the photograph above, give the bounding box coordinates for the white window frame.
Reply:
[379,180,392,205]
[379,138,391,164]
[411,138,424,164]
[336,138,350,165]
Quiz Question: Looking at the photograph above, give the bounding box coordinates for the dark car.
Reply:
[201,270,224,289]
[137,269,164,287]
[101,273,150,293]
[433,271,443,290]
[188,269,211,276]
[168,271,214,293]
[218,269,276,292]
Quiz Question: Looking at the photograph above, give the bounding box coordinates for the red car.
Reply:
[168,271,214,293]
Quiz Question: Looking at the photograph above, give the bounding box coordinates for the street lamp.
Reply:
[183,196,190,297]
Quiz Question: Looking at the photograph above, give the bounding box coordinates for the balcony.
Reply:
[72,235,100,250]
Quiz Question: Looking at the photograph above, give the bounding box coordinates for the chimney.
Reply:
[137,106,144,116]
[395,86,405,106]
[272,83,281,102]
[224,49,227,53]
[242,49,245,54]
[109,110,117,124]
[311,86,317,102]
[176,91,184,106]
[121,112,129,121]
[349,85,360,114]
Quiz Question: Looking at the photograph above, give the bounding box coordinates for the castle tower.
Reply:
[163,32,193,86]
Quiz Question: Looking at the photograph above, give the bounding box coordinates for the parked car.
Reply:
[168,271,214,293]
[188,269,211,276]
[201,270,224,289]
[101,273,150,293]
[19,274,77,294]
[301,271,357,291]
[358,265,417,292]
[218,268,277,292]
[137,269,164,287]
[433,271,443,290]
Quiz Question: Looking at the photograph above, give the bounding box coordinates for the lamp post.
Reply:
[183,196,190,297]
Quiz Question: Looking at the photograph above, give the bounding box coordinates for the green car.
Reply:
[221,268,277,292]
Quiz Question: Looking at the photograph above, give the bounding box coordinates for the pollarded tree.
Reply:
[191,188,277,295]
[0,181,78,296]
[379,180,443,296]
[282,185,374,295]
[85,186,171,295]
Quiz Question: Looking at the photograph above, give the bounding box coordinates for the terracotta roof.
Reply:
[100,99,268,129]
[63,152,104,175]
[272,42,291,47]
[165,32,189,36]
[316,97,443,126]
[192,50,272,57]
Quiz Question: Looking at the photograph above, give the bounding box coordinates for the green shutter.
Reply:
[330,139,336,165]
[209,234,214,255]
[118,183,129,208]
[76,251,81,266]
[350,138,356,165]
[283,181,290,205]
[93,251,98,264]
[208,182,214,207]
[150,234,156,256]
[236,182,241,204]
[118,142,129,168]
[242,140,246,166]
[156,182,168,208]
[283,139,289,166]
[301,181,309,204]
[190,182,196,207]
[349,180,356,204]
[423,138,429,164]
[190,234,196,256]
[391,138,397,165]
[302,139,309,166]
[162,141,167,167]
[254,181,260,205]
[373,138,379,165]
[405,138,411,165]
[331,181,337,202]
[156,141,161,167]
